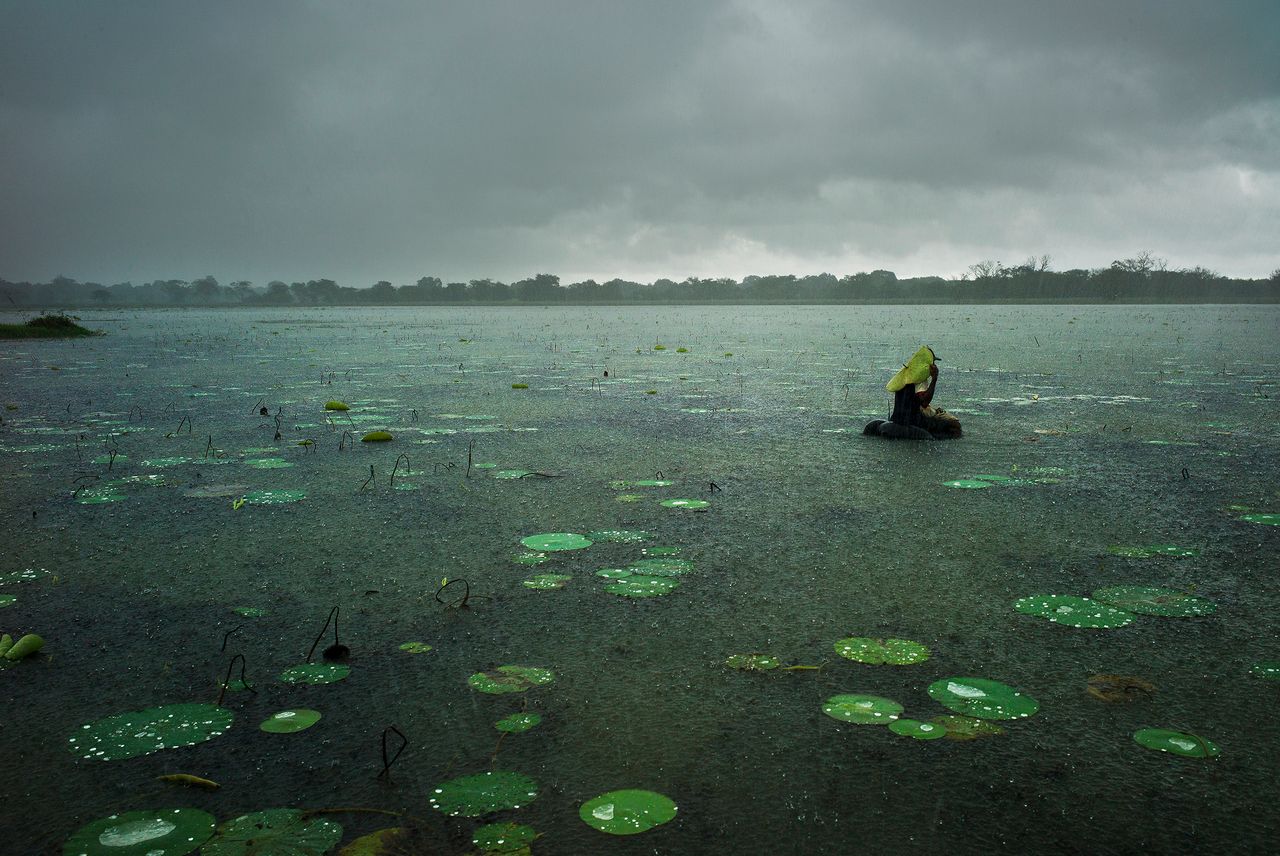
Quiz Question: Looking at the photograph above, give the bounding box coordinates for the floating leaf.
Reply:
[1241,513,1280,525]
[520,533,592,552]
[69,703,233,761]
[821,694,903,724]
[725,654,780,671]
[888,719,947,740]
[1086,674,1155,702]
[201,808,342,856]
[259,709,322,734]
[337,827,422,856]
[604,575,679,598]
[430,771,539,817]
[660,498,709,509]
[1249,661,1280,681]
[579,789,677,836]
[279,663,350,685]
[361,431,394,442]
[1107,544,1199,558]
[398,641,433,654]
[942,479,991,489]
[627,558,694,577]
[1091,586,1217,617]
[468,665,555,694]
[473,822,536,853]
[63,808,215,856]
[1013,595,1135,628]
[928,678,1038,720]
[233,606,266,617]
[929,715,1005,741]
[323,401,349,411]
[142,457,194,468]
[522,574,571,590]
[495,713,542,733]
[245,457,292,469]
[1133,728,1219,758]
[0,595,15,608]
[586,529,650,543]
[241,489,306,505]
[609,479,672,488]
[968,473,1022,484]
[75,489,126,504]
[834,637,930,665]
[596,568,632,579]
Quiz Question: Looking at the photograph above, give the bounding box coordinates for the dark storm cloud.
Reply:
[1,0,1277,284]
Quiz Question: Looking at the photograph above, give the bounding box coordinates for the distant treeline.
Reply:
[3,255,1278,307]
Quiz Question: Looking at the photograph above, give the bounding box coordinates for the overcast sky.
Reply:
[2,1,1277,285]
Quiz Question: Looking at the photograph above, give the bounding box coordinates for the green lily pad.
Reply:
[245,457,292,469]
[1133,727,1219,758]
[473,822,536,853]
[468,665,555,694]
[596,568,632,579]
[968,473,1021,484]
[1107,544,1200,558]
[888,719,947,740]
[929,715,1005,741]
[579,789,677,836]
[336,827,418,856]
[660,498,709,509]
[201,809,342,856]
[520,533,593,552]
[233,606,266,617]
[75,489,126,504]
[495,713,542,733]
[604,575,679,598]
[91,454,129,465]
[834,637,930,665]
[63,808,215,856]
[398,641,433,654]
[512,551,548,565]
[821,694,903,724]
[627,558,694,577]
[1014,595,1135,628]
[141,457,194,468]
[725,654,780,671]
[279,663,350,685]
[68,703,234,761]
[943,479,991,489]
[928,677,1039,720]
[642,546,682,557]
[1241,513,1280,525]
[361,431,394,442]
[522,574,571,590]
[430,771,539,817]
[0,595,14,607]
[241,489,306,505]
[259,709,322,734]
[586,529,650,543]
[1091,586,1217,617]
[609,479,672,488]
[1249,661,1280,681]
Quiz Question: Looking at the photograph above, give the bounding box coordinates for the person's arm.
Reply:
[917,363,938,407]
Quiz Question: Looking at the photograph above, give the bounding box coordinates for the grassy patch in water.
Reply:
[0,314,101,339]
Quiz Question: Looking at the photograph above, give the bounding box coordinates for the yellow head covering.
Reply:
[885,346,936,392]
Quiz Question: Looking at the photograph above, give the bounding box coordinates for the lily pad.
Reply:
[1107,544,1200,558]
[473,822,536,853]
[468,665,555,694]
[1241,513,1280,525]
[0,595,14,607]
[75,489,126,504]
[1249,661,1280,681]
[398,641,433,654]
[361,431,394,442]
[63,808,215,856]
[324,401,349,411]
[69,703,234,761]
[245,457,292,469]
[520,533,592,552]
[627,558,694,577]
[1086,674,1156,702]
[943,479,992,489]
[522,574,571,590]
[241,489,306,505]
[201,809,342,856]
[660,498,709,509]
[278,663,350,685]
[821,694,903,724]
[1013,595,1135,628]
[337,828,420,856]
[725,654,781,671]
[888,719,947,740]
[142,457,194,468]
[1091,586,1217,617]
[596,568,633,579]
[579,789,677,836]
[233,606,266,617]
[834,637,930,665]
[927,677,1039,720]
[604,575,679,598]
[609,479,672,488]
[968,473,1021,484]
[430,771,539,817]
[929,715,1005,741]
[586,529,650,543]
[259,709,322,734]
[1133,727,1219,758]
[495,713,542,733]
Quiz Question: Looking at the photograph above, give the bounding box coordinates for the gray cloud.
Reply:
[1,0,1277,284]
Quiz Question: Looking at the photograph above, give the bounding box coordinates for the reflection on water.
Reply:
[1,305,1278,853]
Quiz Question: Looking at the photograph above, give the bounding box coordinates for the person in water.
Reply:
[864,345,962,439]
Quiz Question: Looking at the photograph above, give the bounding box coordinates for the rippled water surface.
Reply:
[2,305,1278,854]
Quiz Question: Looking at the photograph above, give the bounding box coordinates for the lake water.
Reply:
[1,305,1278,854]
